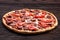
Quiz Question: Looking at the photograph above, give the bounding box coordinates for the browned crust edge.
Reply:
[2,9,58,34]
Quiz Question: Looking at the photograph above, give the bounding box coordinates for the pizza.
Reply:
[2,8,58,34]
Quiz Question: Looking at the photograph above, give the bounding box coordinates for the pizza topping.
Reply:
[7,15,12,18]
[25,19,31,23]
[31,18,36,22]
[26,24,38,31]
[39,21,50,28]
[21,10,26,13]
[15,10,19,14]
[4,9,55,31]
[34,12,46,18]
[10,22,16,26]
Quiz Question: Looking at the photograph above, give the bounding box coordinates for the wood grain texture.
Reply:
[0,0,60,4]
[0,0,60,40]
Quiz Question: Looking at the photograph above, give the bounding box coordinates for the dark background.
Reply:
[0,0,60,40]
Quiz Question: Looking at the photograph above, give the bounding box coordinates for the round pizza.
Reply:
[2,8,58,34]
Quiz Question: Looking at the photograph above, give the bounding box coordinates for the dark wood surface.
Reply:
[0,0,60,4]
[0,0,60,40]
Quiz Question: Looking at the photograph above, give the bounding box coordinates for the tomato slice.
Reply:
[28,26,37,31]
[39,21,49,28]
[27,24,37,31]
[14,14,20,17]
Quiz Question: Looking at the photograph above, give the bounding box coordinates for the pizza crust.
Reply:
[2,9,58,34]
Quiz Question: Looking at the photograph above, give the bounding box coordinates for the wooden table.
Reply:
[0,0,60,40]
